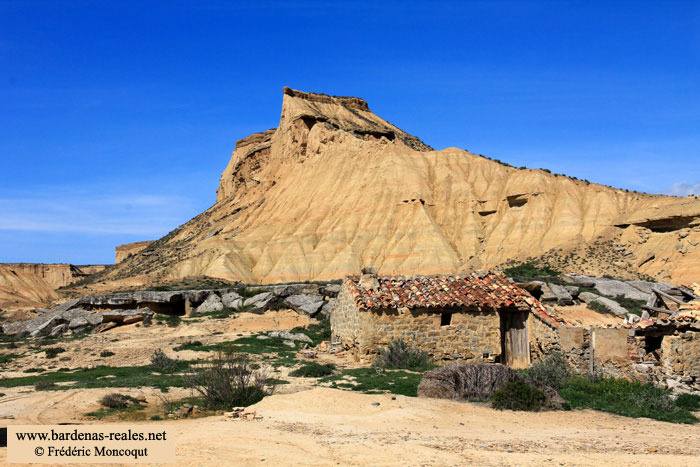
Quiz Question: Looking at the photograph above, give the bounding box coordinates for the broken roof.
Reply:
[344,272,566,327]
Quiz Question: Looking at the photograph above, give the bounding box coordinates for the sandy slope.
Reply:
[1,387,699,466]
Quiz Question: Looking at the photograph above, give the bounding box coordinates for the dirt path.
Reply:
[1,387,699,466]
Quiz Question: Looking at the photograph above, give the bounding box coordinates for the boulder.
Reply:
[547,283,575,306]
[68,317,89,329]
[195,294,224,314]
[283,294,325,316]
[100,308,154,324]
[578,292,628,317]
[50,323,68,337]
[538,283,558,303]
[319,283,342,297]
[563,274,596,288]
[245,292,274,310]
[564,285,580,298]
[588,278,649,300]
[2,307,103,337]
[320,298,336,318]
[221,291,242,308]
[268,330,313,344]
[50,298,81,313]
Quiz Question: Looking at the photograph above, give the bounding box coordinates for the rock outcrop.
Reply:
[92,87,700,287]
[0,263,106,311]
[115,240,155,263]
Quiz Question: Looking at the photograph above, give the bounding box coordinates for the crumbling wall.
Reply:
[529,315,560,362]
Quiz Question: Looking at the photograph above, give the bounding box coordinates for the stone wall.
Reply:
[368,306,501,363]
[332,283,502,363]
[529,314,560,362]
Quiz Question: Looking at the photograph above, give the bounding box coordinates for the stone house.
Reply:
[331,268,566,368]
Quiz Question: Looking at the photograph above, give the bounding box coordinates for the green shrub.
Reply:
[173,341,204,351]
[184,351,273,410]
[149,349,179,373]
[560,376,697,424]
[523,353,570,390]
[374,339,433,371]
[100,351,115,358]
[503,262,560,278]
[289,362,336,378]
[491,380,547,411]
[674,393,700,411]
[45,347,66,359]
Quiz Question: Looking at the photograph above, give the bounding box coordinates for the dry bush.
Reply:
[184,351,274,410]
[418,363,518,400]
[99,393,139,409]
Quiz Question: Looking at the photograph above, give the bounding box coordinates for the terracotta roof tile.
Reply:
[344,272,566,327]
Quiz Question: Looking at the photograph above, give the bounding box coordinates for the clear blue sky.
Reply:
[1,1,699,264]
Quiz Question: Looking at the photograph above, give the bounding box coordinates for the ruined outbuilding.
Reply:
[331,268,566,368]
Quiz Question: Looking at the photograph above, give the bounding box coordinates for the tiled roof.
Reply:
[344,272,565,327]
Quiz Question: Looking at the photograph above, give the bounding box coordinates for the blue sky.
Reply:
[1,1,699,264]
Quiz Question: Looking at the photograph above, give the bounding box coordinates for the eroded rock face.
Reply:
[89,87,700,287]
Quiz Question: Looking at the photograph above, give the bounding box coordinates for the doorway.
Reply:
[500,309,530,369]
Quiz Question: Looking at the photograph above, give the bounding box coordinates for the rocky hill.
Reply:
[0,263,106,311]
[97,87,700,288]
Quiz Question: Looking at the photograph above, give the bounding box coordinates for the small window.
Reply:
[440,312,452,326]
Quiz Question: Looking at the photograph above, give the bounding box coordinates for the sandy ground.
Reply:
[1,387,699,466]
[2,310,700,466]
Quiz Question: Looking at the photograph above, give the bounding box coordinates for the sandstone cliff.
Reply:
[115,241,154,263]
[0,263,107,310]
[100,87,700,287]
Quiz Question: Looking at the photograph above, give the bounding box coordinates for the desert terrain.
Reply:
[1,308,699,467]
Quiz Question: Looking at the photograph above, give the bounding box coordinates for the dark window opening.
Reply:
[644,335,663,355]
[440,312,452,326]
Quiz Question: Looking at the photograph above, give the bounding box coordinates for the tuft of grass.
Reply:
[86,403,146,420]
[44,347,66,359]
[34,380,56,391]
[180,335,299,367]
[173,341,203,352]
[289,362,335,377]
[155,315,181,327]
[0,363,191,391]
[675,394,700,411]
[560,376,698,424]
[374,339,434,371]
[491,380,547,411]
[321,368,423,397]
[289,320,331,346]
[0,353,22,366]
